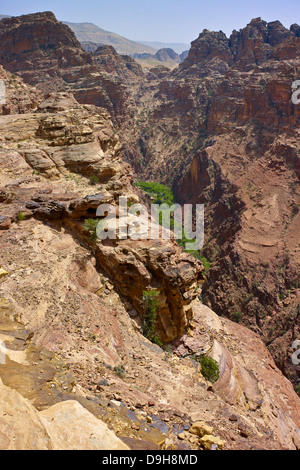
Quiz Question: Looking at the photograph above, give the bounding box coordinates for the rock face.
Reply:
[0,378,128,450]
[118,17,300,388]
[154,48,180,63]
[0,65,41,115]
[0,12,84,62]
[0,86,299,450]
[0,90,202,342]
[40,401,129,450]
[92,240,203,342]
[0,13,300,451]
[0,12,134,121]
[93,45,144,80]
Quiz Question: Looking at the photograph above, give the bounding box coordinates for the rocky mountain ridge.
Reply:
[0,12,299,450]
[0,87,299,449]
[64,20,157,56]
[118,17,300,387]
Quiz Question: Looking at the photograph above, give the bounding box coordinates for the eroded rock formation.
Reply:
[0,12,299,450]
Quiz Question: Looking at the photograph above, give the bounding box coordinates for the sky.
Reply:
[1,0,300,44]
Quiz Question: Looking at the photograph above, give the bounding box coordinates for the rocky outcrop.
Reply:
[0,65,41,115]
[154,48,180,63]
[0,92,126,182]
[117,18,300,388]
[93,45,144,80]
[183,29,232,70]
[0,378,129,450]
[0,12,131,121]
[0,91,203,342]
[0,86,300,450]
[0,12,86,64]
[92,239,203,342]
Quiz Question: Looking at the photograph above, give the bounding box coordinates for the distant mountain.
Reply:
[63,21,157,56]
[180,50,189,62]
[154,48,180,63]
[133,48,188,66]
[138,41,190,54]
[81,41,102,53]
[0,15,11,20]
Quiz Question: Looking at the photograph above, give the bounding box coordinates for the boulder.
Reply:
[189,421,214,438]
[200,435,225,450]
[0,378,129,450]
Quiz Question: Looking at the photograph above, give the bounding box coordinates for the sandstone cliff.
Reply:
[0,12,133,121]
[0,87,299,450]
[116,18,300,388]
[0,12,299,450]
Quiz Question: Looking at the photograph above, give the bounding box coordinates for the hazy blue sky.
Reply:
[1,0,300,44]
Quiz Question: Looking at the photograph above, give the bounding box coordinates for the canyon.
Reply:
[0,12,299,451]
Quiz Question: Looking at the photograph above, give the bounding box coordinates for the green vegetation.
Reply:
[198,355,220,384]
[17,211,26,222]
[83,218,99,241]
[135,180,211,273]
[295,384,300,397]
[113,365,126,379]
[89,175,99,186]
[141,288,162,346]
[232,311,243,323]
[135,181,175,206]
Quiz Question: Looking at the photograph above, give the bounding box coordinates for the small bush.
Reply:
[295,384,300,397]
[89,175,99,186]
[113,365,126,379]
[199,355,220,384]
[142,288,160,343]
[17,212,26,222]
[135,181,175,206]
[232,311,243,323]
[83,218,98,241]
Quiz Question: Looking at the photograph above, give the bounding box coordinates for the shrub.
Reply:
[89,175,99,186]
[17,212,26,222]
[113,365,126,379]
[136,180,211,273]
[199,355,220,384]
[83,218,98,241]
[232,311,243,323]
[295,384,300,397]
[142,288,160,343]
[135,181,175,206]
